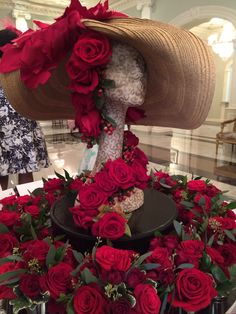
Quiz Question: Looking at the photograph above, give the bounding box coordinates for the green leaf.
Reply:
[0,223,9,234]
[207,234,215,246]
[64,169,72,181]
[126,294,136,307]
[226,201,236,209]
[124,224,132,237]
[10,298,31,314]
[80,267,98,284]
[0,269,26,283]
[180,201,194,208]
[142,263,160,270]
[46,245,56,267]
[67,298,75,314]
[211,264,228,283]
[0,276,20,287]
[194,176,203,180]
[198,196,206,207]
[173,220,182,237]
[201,252,212,270]
[133,252,152,267]
[54,171,65,180]
[160,292,168,314]
[30,225,37,240]
[177,263,194,269]
[224,229,236,241]
[72,250,84,264]
[0,255,23,265]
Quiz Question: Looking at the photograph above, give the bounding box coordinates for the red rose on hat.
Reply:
[72,32,111,70]
[171,268,217,312]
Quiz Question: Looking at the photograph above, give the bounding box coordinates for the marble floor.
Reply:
[6,120,236,201]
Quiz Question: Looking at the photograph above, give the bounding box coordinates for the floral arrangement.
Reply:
[0,161,235,314]
[69,130,149,239]
[0,0,145,147]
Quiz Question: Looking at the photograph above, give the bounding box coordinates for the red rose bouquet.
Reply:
[0,167,235,313]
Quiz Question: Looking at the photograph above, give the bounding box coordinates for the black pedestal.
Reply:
[51,189,177,253]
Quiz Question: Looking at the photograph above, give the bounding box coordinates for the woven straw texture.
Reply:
[0,17,215,128]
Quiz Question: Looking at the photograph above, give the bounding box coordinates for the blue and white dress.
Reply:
[0,86,50,176]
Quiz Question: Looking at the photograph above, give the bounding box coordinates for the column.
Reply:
[136,0,154,19]
[226,39,236,119]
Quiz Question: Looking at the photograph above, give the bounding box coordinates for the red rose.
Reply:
[194,193,211,211]
[75,109,101,138]
[69,178,83,192]
[0,233,18,257]
[94,170,118,196]
[0,262,18,299]
[73,283,107,314]
[171,268,217,312]
[187,180,207,192]
[218,243,236,267]
[106,158,135,190]
[22,240,50,265]
[124,131,139,147]
[206,247,224,265]
[24,205,40,218]
[16,195,32,206]
[40,262,73,299]
[92,212,127,240]
[69,69,99,94]
[205,184,221,197]
[44,178,64,192]
[0,210,20,227]
[131,160,149,189]
[45,192,56,206]
[126,107,146,124]
[95,246,133,272]
[78,183,107,210]
[214,217,236,230]
[19,274,41,298]
[0,195,17,209]
[147,247,172,269]
[133,147,148,167]
[158,268,175,286]
[72,32,111,70]
[109,298,132,314]
[100,269,125,284]
[176,240,205,268]
[134,283,161,314]
[70,206,98,229]
[71,92,95,114]
[126,267,146,288]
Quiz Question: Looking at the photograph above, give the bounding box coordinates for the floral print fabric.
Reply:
[0,86,50,175]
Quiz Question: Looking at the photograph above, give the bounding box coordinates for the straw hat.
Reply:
[0,17,215,129]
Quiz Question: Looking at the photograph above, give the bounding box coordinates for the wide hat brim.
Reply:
[0,17,215,129]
